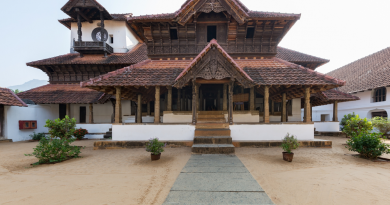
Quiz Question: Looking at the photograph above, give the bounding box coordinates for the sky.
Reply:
[0,0,389,87]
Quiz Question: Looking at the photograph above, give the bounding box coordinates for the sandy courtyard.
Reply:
[0,137,389,205]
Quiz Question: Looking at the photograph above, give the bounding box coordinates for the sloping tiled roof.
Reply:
[276,47,329,64]
[241,58,345,86]
[310,89,360,107]
[0,88,27,107]
[59,14,130,29]
[327,47,390,93]
[27,43,147,67]
[176,39,252,82]
[17,84,107,104]
[81,57,344,88]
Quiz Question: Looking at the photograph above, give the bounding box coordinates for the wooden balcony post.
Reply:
[77,11,82,42]
[167,86,172,111]
[137,94,142,123]
[250,87,255,111]
[223,84,228,111]
[264,86,270,123]
[333,101,338,122]
[192,80,197,124]
[89,103,94,124]
[115,87,122,123]
[281,93,286,122]
[177,88,181,111]
[304,87,311,123]
[154,86,160,123]
[228,81,234,124]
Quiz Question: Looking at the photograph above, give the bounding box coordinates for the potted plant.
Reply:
[145,138,166,161]
[281,133,299,162]
[74,128,88,140]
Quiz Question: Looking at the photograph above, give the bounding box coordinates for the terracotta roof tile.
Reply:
[27,43,147,67]
[17,84,106,104]
[276,47,329,64]
[327,47,390,93]
[0,88,27,107]
[310,89,360,107]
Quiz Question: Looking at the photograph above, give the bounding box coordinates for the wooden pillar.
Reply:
[167,86,172,111]
[76,10,82,42]
[250,87,255,111]
[281,93,286,122]
[264,86,270,123]
[137,94,142,123]
[154,86,160,123]
[177,88,181,111]
[333,101,338,122]
[310,104,313,121]
[147,101,151,116]
[228,81,234,124]
[0,105,4,137]
[304,87,311,123]
[241,87,244,110]
[223,84,228,111]
[89,103,94,124]
[115,87,122,123]
[192,81,197,124]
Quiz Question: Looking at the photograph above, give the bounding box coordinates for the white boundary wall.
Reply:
[230,124,314,141]
[76,124,112,139]
[112,123,314,141]
[313,122,340,132]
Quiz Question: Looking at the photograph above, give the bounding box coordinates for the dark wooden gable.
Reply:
[175,42,254,88]
[61,0,113,21]
[177,0,248,25]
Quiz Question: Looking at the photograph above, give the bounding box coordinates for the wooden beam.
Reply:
[75,8,93,23]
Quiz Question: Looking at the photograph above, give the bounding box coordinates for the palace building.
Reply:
[8,0,358,152]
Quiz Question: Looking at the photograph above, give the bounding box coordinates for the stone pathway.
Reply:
[163,154,274,205]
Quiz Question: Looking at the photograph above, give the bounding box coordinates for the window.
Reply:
[246,27,255,38]
[373,87,386,102]
[110,35,114,44]
[372,111,388,118]
[170,29,178,40]
[207,26,217,42]
[80,107,86,123]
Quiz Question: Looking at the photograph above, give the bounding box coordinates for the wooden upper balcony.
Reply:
[73,39,114,55]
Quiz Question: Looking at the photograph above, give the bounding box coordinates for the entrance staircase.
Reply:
[192,111,235,154]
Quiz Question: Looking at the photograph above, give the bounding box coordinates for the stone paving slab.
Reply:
[171,173,263,192]
[163,154,274,204]
[164,191,274,205]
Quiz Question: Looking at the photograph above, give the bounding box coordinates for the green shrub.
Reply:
[45,116,76,139]
[29,132,45,141]
[340,112,356,130]
[145,138,166,155]
[74,128,88,140]
[345,132,390,159]
[281,133,299,153]
[371,117,390,135]
[25,138,83,164]
[342,115,373,137]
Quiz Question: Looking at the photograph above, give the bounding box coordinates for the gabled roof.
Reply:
[128,0,300,23]
[27,43,147,67]
[176,39,252,82]
[327,47,390,93]
[59,14,130,30]
[61,0,112,21]
[0,88,27,107]
[17,84,107,104]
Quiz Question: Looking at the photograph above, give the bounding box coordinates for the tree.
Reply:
[371,117,390,136]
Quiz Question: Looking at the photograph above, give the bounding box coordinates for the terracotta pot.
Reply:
[151,153,161,161]
[283,152,294,162]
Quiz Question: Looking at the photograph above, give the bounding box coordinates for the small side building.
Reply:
[0,88,27,142]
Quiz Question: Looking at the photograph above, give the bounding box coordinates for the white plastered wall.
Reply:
[70,20,138,53]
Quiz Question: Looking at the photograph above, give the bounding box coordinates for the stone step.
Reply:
[197,118,226,123]
[194,136,232,144]
[192,144,235,154]
[197,114,225,119]
[196,123,229,129]
[195,129,231,137]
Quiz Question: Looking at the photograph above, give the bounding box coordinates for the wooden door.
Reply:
[79,107,86,123]
[59,104,67,119]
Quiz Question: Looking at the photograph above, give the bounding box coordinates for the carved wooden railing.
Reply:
[73,40,114,54]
